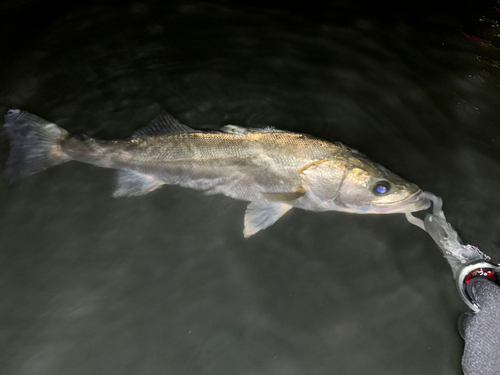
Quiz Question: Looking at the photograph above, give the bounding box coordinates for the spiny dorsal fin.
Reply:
[133,111,195,138]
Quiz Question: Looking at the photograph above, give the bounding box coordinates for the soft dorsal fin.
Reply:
[133,111,196,138]
[220,125,251,135]
[220,125,284,135]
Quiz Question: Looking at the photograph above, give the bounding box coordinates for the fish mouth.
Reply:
[371,190,431,214]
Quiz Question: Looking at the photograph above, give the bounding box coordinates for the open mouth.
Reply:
[371,190,431,213]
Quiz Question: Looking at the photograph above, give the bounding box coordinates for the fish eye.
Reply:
[373,180,391,195]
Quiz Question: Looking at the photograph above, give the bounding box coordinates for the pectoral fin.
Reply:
[261,190,305,203]
[244,200,293,238]
[260,184,306,203]
[113,170,164,197]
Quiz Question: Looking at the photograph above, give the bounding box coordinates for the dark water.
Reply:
[1,1,500,374]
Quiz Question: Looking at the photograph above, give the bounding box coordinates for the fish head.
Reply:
[334,154,431,214]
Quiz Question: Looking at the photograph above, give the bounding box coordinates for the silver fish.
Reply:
[3,109,430,237]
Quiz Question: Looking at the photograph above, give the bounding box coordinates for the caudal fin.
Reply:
[3,109,71,182]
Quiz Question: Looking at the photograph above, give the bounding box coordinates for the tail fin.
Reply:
[3,109,71,182]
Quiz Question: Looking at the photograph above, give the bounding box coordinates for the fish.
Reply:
[3,109,431,237]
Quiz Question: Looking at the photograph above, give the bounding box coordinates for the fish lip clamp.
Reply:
[456,260,500,313]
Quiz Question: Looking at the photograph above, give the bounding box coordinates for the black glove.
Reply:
[460,278,500,374]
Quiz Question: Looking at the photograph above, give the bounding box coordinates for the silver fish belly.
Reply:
[3,109,430,237]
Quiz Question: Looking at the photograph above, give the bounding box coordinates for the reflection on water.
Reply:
[1,1,500,374]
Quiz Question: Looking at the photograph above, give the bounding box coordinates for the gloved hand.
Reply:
[459,278,500,375]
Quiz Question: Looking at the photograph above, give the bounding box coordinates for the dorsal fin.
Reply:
[133,111,195,138]
[220,125,285,136]
[220,125,250,135]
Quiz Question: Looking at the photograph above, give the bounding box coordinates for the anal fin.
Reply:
[113,170,164,198]
[244,200,293,238]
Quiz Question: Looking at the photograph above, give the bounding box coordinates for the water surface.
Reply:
[1,1,500,374]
